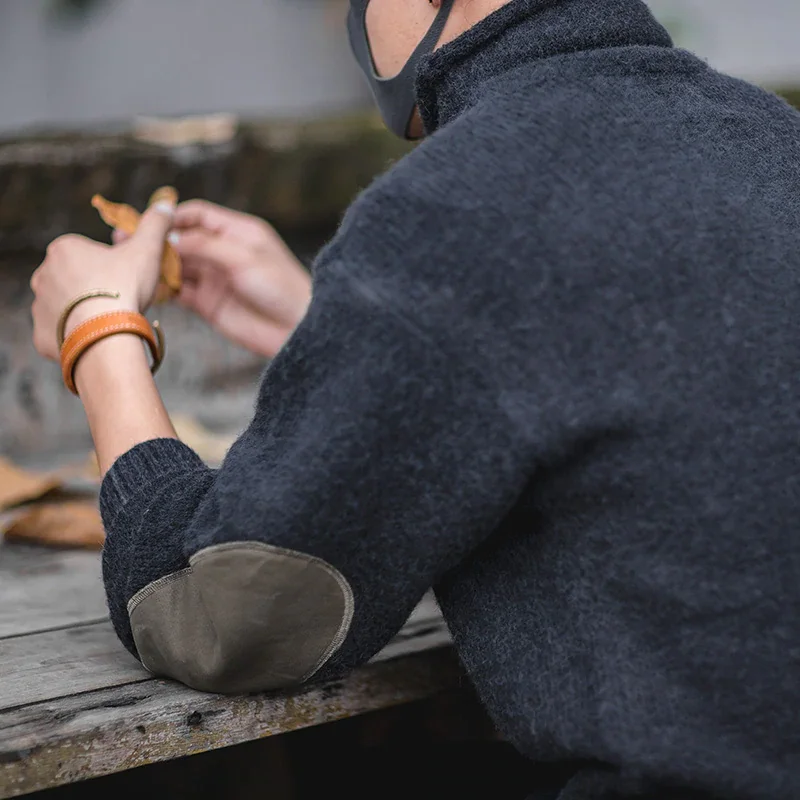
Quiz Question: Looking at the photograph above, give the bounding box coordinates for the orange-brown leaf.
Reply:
[91,194,141,234]
[0,458,61,511]
[91,188,182,302]
[4,502,105,550]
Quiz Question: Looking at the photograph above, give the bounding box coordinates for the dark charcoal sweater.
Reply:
[100,0,800,797]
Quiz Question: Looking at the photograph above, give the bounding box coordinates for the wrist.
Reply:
[61,310,164,396]
[73,331,151,396]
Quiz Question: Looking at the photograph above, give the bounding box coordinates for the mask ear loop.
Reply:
[356,0,455,78]
[350,0,456,138]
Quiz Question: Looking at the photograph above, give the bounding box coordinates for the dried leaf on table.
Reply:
[3,501,105,550]
[82,414,236,480]
[170,413,237,465]
[86,415,237,472]
[0,458,62,511]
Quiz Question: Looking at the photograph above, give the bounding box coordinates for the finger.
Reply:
[186,282,291,357]
[174,251,212,283]
[111,228,130,245]
[176,277,215,318]
[128,196,176,260]
[176,276,228,323]
[175,280,200,310]
[173,228,253,272]
[172,199,238,233]
[212,302,294,357]
[173,200,270,242]
[30,265,42,293]
[47,232,104,252]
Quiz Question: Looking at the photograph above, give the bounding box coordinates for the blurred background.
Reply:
[1,0,799,463]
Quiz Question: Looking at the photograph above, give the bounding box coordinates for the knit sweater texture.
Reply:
[100,1,800,797]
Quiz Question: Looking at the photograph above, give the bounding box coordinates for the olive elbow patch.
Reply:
[127,542,354,694]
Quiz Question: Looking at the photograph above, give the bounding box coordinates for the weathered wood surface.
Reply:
[0,622,148,710]
[0,648,461,799]
[0,605,450,712]
[0,544,456,798]
[0,547,107,637]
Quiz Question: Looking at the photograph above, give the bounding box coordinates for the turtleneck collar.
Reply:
[416,0,673,133]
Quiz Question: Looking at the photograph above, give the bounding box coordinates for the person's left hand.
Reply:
[30,201,174,361]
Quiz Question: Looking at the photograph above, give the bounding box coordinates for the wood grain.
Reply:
[0,544,455,798]
[0,647,460,799]
[0,596,447,712]
[0,622,149,711]
[0,547,106,638]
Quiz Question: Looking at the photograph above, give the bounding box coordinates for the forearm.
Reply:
[98,267,523,694]
[74,333,177,474]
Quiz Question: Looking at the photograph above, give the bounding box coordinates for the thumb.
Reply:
[129,197,176,260]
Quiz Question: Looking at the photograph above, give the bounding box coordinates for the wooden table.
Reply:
[0,541,457,798]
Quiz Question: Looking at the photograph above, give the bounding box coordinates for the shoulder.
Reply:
[325,100,553,261]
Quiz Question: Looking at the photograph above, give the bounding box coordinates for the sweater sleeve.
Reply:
[99,259,529,693]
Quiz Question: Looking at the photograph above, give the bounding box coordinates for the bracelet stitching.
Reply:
[62,322,155,362]
[60,312,161,394]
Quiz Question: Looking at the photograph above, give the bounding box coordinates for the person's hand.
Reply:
[157,201,311,358]
[30,201,175,361]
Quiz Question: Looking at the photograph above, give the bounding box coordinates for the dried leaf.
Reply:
[91,188,182,302]
[4,502,105,550]
[91,195,140,233]
[54,457,102,486]
[170,413,236,464]
[85,414,235,472]
[0,458,61,511]
[158,245,182,295]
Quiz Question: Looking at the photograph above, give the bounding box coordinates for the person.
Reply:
[29,0,799,798]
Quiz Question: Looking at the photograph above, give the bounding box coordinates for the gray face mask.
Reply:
[347,0,456,140]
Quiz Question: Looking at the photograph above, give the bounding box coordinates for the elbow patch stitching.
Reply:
[127,567,192,614]
[127,541,355,693]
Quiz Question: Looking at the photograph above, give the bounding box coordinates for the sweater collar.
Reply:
[416,0,673,133]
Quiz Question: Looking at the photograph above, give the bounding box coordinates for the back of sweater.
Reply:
[100,2,800,797]
[401,2,800,796]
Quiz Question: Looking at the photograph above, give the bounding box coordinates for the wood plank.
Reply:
[0,546,106,638]
[0,596,447,712]
[0,539,455,796]
[0,638,457,798]
[0,623,149,711]
[0,543,444,643]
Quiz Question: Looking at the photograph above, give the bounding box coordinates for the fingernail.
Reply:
[152,201,175,217]
[168,231,181,245]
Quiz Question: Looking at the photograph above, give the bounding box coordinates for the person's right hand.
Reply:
[117,200,312,358]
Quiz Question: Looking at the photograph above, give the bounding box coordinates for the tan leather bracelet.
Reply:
[60,311,165,395]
